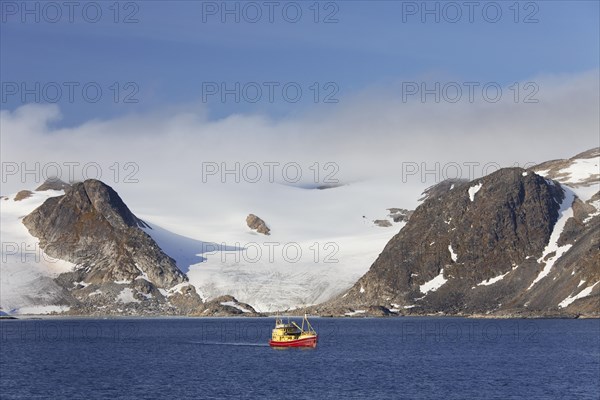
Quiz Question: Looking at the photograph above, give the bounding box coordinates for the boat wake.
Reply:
[188,341,269,347]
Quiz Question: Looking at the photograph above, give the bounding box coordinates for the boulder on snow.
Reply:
[246,214,271,235]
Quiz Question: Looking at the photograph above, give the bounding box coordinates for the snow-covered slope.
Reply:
[532,148,599,218]
[139,178,414,312]
[0,190,75,314]
[135,148,600,313]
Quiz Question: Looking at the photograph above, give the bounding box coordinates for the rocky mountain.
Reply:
[23,180,187,287]
[2,149,597,318]
[1,179,259,316]
[316,148,599,317]
[19,179,199,315]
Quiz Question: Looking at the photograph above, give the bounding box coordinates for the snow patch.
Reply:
[477,271,510,286]
[583,200,600,223]
[360,286,365,293]
[134,264,150,281]
[448,245,458,262]
[528,187,575,290]
[116,288,140,304]
[419,269,447,294]
[561,157,600,184]
[159,282,192,298]
[535,169,550,177]
[344,310,365,316]
[468,183,483,202]
[558,282,599,308]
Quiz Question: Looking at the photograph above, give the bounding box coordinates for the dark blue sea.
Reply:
[1,317,599,399]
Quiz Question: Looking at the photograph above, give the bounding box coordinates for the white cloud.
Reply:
[1,70,598,232]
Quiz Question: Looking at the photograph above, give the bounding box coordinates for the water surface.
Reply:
[1,317,598,399]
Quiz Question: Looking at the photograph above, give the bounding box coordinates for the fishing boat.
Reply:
[269,314,318,348]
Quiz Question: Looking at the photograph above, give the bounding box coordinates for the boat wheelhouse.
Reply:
[269,314,318,348]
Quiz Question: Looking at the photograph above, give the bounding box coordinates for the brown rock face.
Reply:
[14,190,33,201]
[321,167,599,317]
[246,214,270,235]
[195,295,260,316]
[23,179,187,289]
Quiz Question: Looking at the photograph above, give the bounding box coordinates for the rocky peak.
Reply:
[320,167,591,316]
[78,179,148,229]
[23,179,185,289]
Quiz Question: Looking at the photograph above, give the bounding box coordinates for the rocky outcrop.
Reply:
[192,295,260,317]
[24,179,186,288]
[387,208,414,223]
[246,214,270,235]
[14,190,33,201]
[373,219,393,228]
[22,179,204,315]
[17,179,260,317]
[372,208,413,227]
[319,165,600,318]
[36,178,71,192]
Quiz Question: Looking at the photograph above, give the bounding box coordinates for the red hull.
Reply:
[269,335,318,348]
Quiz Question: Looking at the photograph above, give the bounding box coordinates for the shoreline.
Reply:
[3,313,598,320]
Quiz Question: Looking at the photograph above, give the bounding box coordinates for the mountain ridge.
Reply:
[308,148,599,317]
[1,148,598,317]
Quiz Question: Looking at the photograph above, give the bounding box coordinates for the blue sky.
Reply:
[1,1,598,126]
